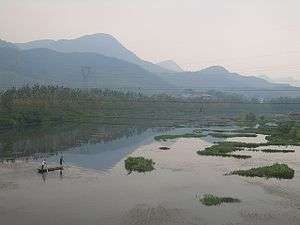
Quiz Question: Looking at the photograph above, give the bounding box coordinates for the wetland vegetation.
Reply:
[124,157,155,173]
[197,142,252,159]
[154,133,205,141]
[230,163,295,179]
[260,149,295,153]
[198,194,241,206]
[209,133,257,138]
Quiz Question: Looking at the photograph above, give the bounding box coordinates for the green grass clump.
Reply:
[197,142,251,159]
[154,133,204,141]
[261,149,295,153]
[198,194,240,206]
[230,163,294,179]
[225,142,270,148]
[209,133,257,138]
[233,122,300,146]
[125,157,155,174]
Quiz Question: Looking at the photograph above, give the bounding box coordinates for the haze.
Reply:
[1,0,299,85]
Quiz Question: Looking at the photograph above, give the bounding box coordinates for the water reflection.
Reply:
[41,173,47,183]
[0,123,171,170]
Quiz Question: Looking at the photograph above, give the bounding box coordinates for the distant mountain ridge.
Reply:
[160,66,300,97]
[0,39,18,49]
[1,33,299,97]
[0,46,171,89]
[157,60,184,72]
[158,65,293,90]
[16,33,172,74]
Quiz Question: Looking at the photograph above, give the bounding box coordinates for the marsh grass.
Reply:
[261,149,295,153]
[224,142,270,148]
[197,142,251,159]
[230,163,294,179]
[198,194,241,206]
[209,133,257,138]
[154,133,205,141]
[125,157,155,174]
[232,123,300,146]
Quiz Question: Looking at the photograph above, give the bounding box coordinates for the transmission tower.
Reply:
[81,66,91,89]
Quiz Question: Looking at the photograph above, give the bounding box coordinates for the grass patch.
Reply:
[230,163,294,179]
[209,133,257,138]
[261,149,295,153]
[233,122,300,146]
[198,194,241,206]
[154,133,204,141]
[224,142,270,148]
[197,142,251,159]
[124,157,155,174]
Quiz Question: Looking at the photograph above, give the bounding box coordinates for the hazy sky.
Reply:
[1,0,300,84]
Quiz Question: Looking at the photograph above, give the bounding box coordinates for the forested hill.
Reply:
[0,46,171,89]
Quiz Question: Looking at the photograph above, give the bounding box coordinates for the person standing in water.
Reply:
[59,155,65,166]
[41,159,47,172]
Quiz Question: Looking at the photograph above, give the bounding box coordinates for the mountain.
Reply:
[257,74,273,83]
[0,39,18,49]
[3,35,300,97]
[15,33,171,74]
[157,66,285,88]
[157,66,299,97]
[0,46,171,90]
[157,60,184,72]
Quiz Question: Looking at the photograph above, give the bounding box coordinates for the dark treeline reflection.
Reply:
[0,123,169,160]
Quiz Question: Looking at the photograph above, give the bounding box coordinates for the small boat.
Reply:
[159,147,170,150]
[38,166,63,173]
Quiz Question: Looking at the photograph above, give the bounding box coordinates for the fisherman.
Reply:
[59,155,65,166]
[41,159,47,173]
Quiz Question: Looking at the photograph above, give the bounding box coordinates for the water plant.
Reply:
[197,142,251,159]
[224,142,270,148]
[154,133,205,141]
[261,149,295,153]
[230,163,294,179]
[124,157,155,174]
[209,133,257,138]
[233,122,300,146]
[198,194,240,206]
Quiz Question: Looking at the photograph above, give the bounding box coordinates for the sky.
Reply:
[0,0,300,85]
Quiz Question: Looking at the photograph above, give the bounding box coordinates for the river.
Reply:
[0,126,300,225]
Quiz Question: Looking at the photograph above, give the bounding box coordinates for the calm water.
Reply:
[1,126,300,225]
[0,124,193,170]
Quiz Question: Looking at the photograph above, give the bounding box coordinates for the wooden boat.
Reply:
[38,166,63,173]
[159,147,170,150]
